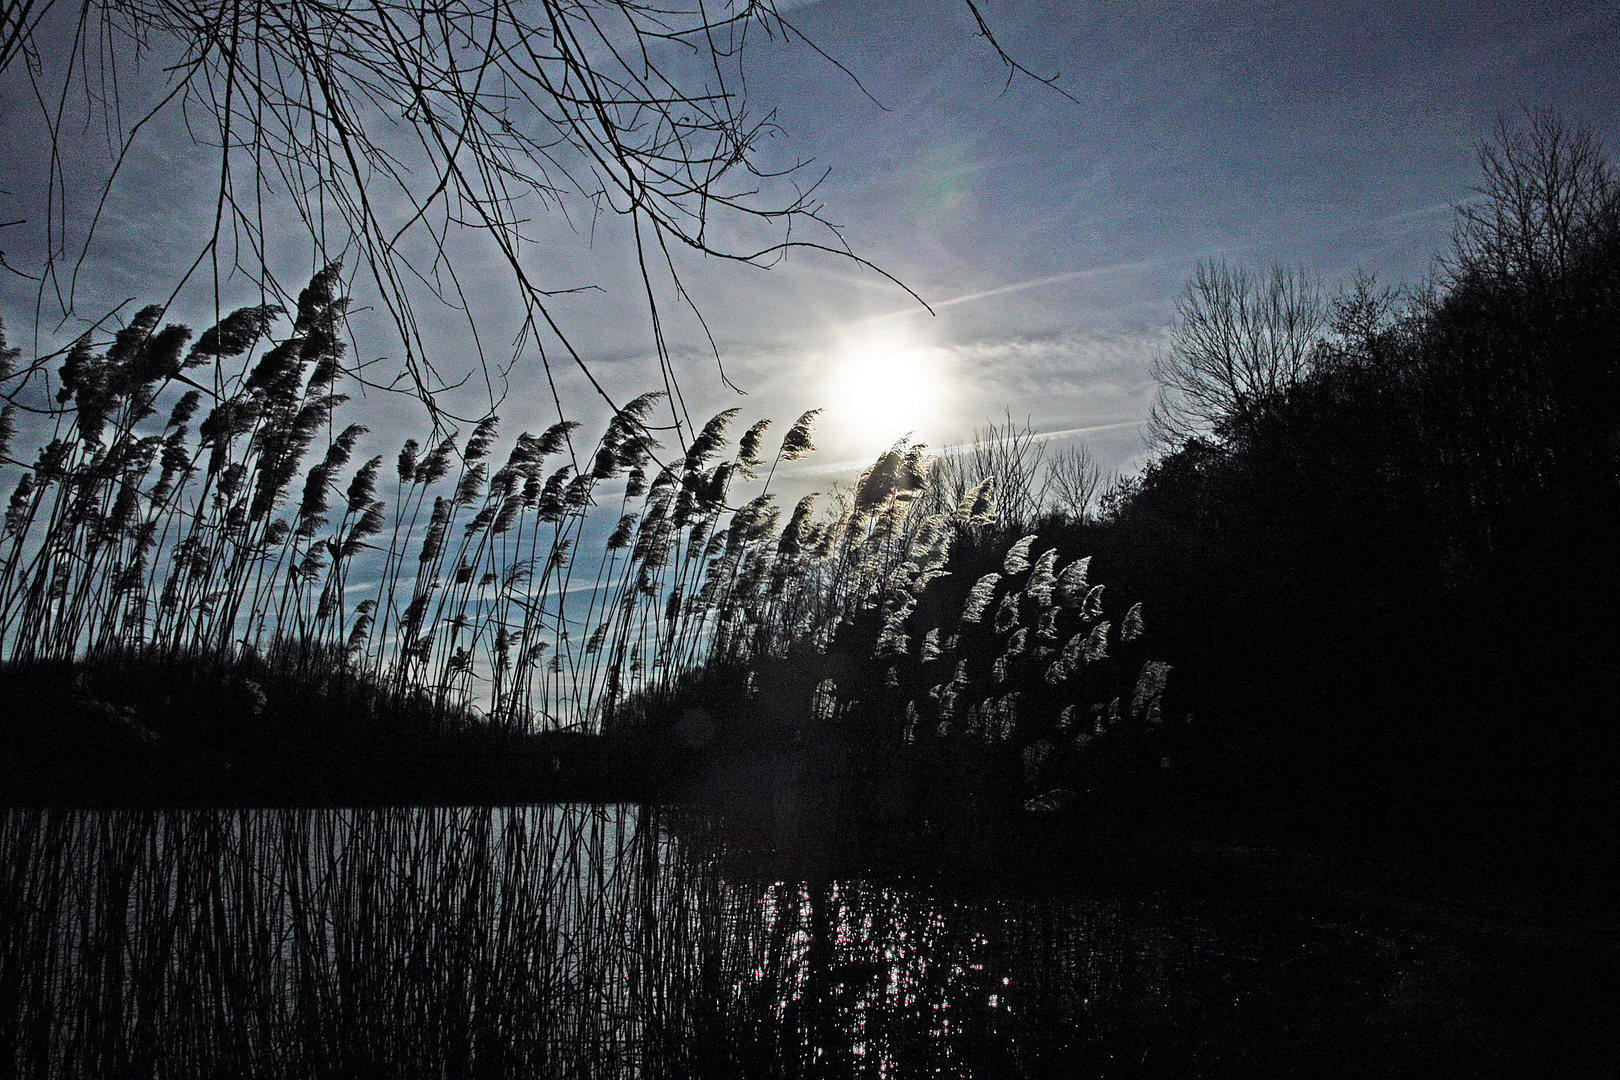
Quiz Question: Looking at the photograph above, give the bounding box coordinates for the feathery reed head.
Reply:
[737,418,771,470]
[960,572,1001,624]
[397,439,419,483]
[536,420,579,457]
[779,409,821,461]
[1002,534,1037,574]
[188,304,280,365]
[957,476,997,523]
[465,416,500,463]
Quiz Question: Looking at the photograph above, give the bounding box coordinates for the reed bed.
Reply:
[0,267,832,732]
[1,804,1531,1079]
[0,805,668,1076]
[2,266,1165,774]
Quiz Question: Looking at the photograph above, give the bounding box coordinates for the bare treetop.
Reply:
[1148,260,1326,448]
[1448,108,1617,297]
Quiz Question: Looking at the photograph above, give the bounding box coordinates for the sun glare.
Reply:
[822,329,947,453]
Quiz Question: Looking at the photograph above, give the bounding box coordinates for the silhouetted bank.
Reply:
[0,649,696,806]
[682,113,1620,893]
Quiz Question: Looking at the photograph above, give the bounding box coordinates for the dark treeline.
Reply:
[1013,113,1618,881]
[0,647,694,806]
[666,114,1620,889]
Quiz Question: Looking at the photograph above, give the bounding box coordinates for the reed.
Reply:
[4,804,1542,1079]
[0,271,826,736]
[2,268,1166,794]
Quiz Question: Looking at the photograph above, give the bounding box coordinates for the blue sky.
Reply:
[3,0,1618,486]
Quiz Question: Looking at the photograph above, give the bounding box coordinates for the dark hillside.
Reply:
[1020,118,1620,888]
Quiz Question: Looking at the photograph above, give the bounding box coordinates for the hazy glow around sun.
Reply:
[821,327,949,453]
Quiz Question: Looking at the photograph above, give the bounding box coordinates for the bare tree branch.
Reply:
[3,0,1070,442]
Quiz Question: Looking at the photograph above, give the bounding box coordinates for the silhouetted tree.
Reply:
[927,414,1050,530]
[1446,109,1618,299]
[1148,260,1327,447]
[1043,441,1102,522]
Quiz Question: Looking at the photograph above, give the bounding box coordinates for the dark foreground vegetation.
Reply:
[619,114,1620,900]
[0,253,1166,815]
[4,805,1615,1080]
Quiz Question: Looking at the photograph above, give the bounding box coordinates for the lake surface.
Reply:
[1,806,1612,1078]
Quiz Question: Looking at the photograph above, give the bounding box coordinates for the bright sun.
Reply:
[822,328,947,452]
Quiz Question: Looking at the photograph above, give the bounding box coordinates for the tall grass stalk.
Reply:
[2,269,1160,755]
[0,272,832,731]
[1,804,1472,1079]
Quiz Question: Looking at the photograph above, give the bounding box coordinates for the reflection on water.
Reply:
[0,806,1608,1078]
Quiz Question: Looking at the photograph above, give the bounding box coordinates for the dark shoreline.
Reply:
[6,705,1612,913]
[5,636,1613,914]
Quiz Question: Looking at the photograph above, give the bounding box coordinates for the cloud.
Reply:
[938,326,1165,412]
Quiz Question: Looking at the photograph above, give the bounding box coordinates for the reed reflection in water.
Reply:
[0,806,1595,1078]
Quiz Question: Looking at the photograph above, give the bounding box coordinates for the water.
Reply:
[0,806,1611,1078]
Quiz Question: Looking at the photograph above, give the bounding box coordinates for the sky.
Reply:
[3,0,1619,493]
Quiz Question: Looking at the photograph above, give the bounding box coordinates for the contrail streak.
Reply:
[785,419,1142,477]
[847,259,1169,328]
[846,197,1469,329]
